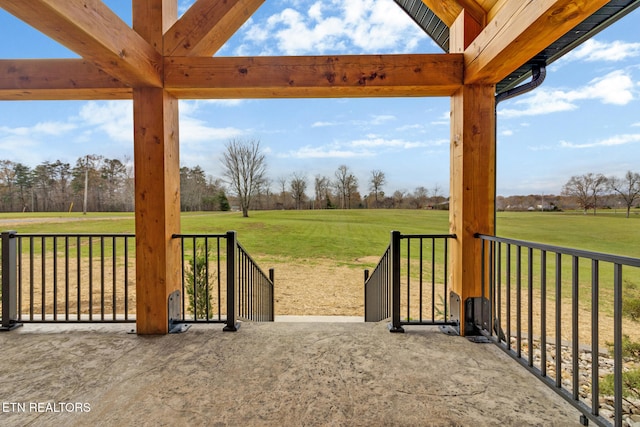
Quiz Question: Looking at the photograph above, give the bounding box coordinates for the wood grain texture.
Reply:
[449,13,495,335]
[165,54,464,98]
[132,0,181,335]
[0,0,162,87]
[164,0,264,56]
[465,0,610,84]
[0,59,131,100]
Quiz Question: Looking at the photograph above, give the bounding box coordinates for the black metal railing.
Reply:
[173,231,274,330]
[365,230,457,332]
[236,240,274,322]
[1,230,135,326]
[175,233,227,324]
[364,240,392,322]
[476,234,640,427]
[2,230,274,330]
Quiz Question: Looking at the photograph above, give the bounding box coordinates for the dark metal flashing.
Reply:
[394,0,640,95]
[393,0,449,52]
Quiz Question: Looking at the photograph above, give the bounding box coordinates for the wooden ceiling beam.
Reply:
[0,59,131,100]
[164,0,264,57]
[455,0,487,26]
[464,0,611,84]
[420,0,486,28]
[0,0,162,87]
[164,54,464,99]
[420,0,462,27]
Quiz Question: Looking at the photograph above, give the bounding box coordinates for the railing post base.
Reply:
[387,323,405,333]
[223,322,240,332]
[0,322,23,332]
[168,290,190,334]
[2,231,22,332]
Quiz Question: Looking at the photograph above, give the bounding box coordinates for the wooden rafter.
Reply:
[164,54,464,98]
[0,59,131,100]
[420,0,486,28]
[0,0,162,88]
[0,0,611,99]
[164,0,265,57]
[464,0,611,84]
[0,54,463,100]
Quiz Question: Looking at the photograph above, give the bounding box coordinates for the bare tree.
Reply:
[609,171,640,218]
[369,169,385,208]
[412,186,428,209]
[276,175,288,209]
[221,138,266,217]
[393,190,406,208]
[334,165,358,209]
[334,165,349,209]
[290,172,307,210]
[562,173,607,215]
[346,174,358,208]
[314,175,331,209]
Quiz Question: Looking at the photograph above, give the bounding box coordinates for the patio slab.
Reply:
[0,321,583,426]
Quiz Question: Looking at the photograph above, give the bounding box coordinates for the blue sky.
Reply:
[0,0,639,197]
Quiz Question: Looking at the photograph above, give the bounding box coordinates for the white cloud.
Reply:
[349,136,447,150]
[350,137,427,149]
[370,114,395,125]
[77,101,133,142]
[579,70,635,105]
[499,70,635,118]
[237,0,427,55]
[281,145,373,159]
[559,39,640,64]
[0,121,77,137]
[431,110,449,126]
[501,130,514,136]
[180,116,244,143]
[560,133,640,149]
[312,121,338,127]
[396,124,424,132]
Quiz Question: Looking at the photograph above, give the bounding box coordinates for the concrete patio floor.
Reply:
[0,320,583,426]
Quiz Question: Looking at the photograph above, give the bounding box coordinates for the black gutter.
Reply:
[495,63,546,105]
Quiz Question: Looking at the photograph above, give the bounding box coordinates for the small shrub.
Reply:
[607,335,640,360]
[602,336,640,401]
[601,368,640,399]
[625,279,638,291]
[185,244,215,319]
[623,298,640,321]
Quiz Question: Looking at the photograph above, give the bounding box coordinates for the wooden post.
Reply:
[449,11,495,335]
[133,1,180,334]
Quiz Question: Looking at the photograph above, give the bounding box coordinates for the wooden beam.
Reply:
[164,54,464,98]
[455,0,487,26]
[419,0,485,27]
[164,0,264,57]
[133,0,177,51]
[0,0,162,87]
[133,88,181,335]
[449,10,495,336]
[133,0,181,335]
[464,0,611,84]
[0,59,131,100]
[420,0,462,27]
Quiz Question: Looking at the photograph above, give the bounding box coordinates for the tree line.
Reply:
[561,171,640,218]
[0,139,637,216]
[0,156,227,213]
[220,139,448,217]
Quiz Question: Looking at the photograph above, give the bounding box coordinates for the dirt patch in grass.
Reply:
[265,257,368,316]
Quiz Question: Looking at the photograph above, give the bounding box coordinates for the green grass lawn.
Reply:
[3,209,638,321]
[2,209,638,259]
